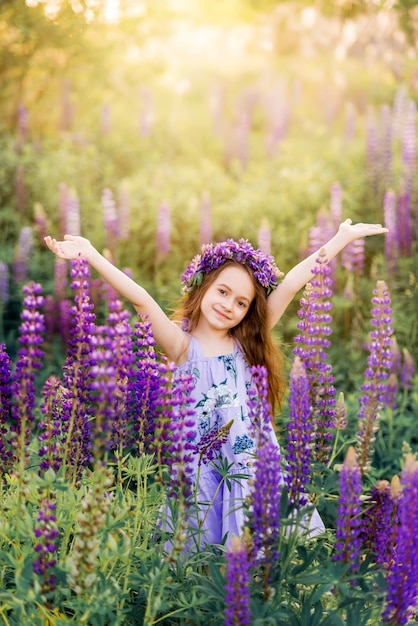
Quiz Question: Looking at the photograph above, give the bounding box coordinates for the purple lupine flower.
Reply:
[58,182,69,238]
[38,375,64,474]
[14,226,34,284]
[105,300,133,451]
[383,189,398,274]
[54,257,68,303]
[33,498,59,596]
[101,188,119,259]
[361,478,400,566]
[198,419,232,467]
[356,281,393,473]
[65,188,80,237]
[341,238,365,276]
[382,455,418,625]
[126,316,162,453]
[401,99,416,193]
[88,326,119,458]
[330,182,342,229]
[34,202,48,240]
[224,535,252,626]
[9,282,45,464]
[285,357,313,509]
[401,348,415,390]
[257,218,271,255]
[247,366,281,573]
[147,359,195,499]
[384,373,398,410]
[118,185,131,241]
[0,262,9,307]
[199,190,212,246]
[396,186,412,257]
[366,107,379,194]
[379,103,393,190]
[293,249,336,462]
[333,446,363,571]
[0,344,13,473]
[166,371,196,501]
[156,200,170,257]
[61,256,96,481]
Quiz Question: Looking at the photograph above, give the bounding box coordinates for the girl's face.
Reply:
[199,264,255,332]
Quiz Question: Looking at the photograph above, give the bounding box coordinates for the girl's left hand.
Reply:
[338,218,388,240]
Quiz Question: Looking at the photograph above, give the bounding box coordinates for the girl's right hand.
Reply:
[44,234,92,260]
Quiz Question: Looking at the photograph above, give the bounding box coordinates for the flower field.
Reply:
[0,2,418,624]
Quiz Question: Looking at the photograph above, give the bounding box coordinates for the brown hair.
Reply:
[172,260,285,417]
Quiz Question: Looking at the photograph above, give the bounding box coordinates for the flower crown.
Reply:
[181,238,284,295]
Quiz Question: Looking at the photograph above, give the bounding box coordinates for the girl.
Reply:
[44,219,387,545]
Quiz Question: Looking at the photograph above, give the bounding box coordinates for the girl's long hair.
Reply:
[173,260,285,417]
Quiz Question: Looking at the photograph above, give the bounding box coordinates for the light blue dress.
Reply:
[175,335,279,546]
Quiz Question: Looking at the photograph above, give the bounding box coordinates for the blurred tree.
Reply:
[0,0,109,132]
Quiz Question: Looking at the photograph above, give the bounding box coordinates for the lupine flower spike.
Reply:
[33,499,59,597]
[247,366,281,581]
[382,454,418,625]
[9,282,45,467]
[285,356,313,509]
[224,534,252,626]
[333,446,363,573]
[356,280,393,473]
[361,477,400,566]
[293,249,336,462]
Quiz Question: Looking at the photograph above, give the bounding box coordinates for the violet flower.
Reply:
[361,477,400,566]
[9,282,45,463]
[356,281,393,473]
[0,344,13,473]
[156,200,170,257]
[333,446,363,571]
[126,316,163,453]
[0,261,9,308]
[118,185,130,241]
[285,356,313,509]
[401,348,415,390]
[383,189,398,275]
[382,455,418,625]
[65,188,80,237]
[14,226,33,284]
[101,187,119,259]
[33,498,59,596]
[38,375,64,475]
[166,371,196,501]
[224,535,252,626]
[257,218,271,255]
[293,249,336,462]
[247,366,281,572]
[61,256,96,480]
[197,419,232,467]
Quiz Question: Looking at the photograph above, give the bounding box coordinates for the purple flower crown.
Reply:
[181,238,284,295]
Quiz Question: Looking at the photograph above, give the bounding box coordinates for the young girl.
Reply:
[44,219,387,545]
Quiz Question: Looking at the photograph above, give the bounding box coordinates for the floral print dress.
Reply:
[174,335,279,546]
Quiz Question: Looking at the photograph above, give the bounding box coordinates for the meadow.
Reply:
[0,1,417,624]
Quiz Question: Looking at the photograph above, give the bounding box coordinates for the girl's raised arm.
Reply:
[44,235,188,363]
[267,219,388,328]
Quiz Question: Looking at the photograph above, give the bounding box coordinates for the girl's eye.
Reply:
[238,301,247,308]
[218,288,226,295]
